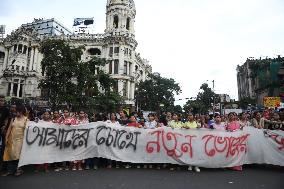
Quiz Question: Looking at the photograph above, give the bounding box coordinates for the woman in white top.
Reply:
[239,112,252,129]
[145,113,158,129]
[252,111,265,129]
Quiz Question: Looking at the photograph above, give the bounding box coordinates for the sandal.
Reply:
[14,169,24,176]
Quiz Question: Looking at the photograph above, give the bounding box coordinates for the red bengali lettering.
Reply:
[202,134,250,158]
[146,128,196,159]
[146,130,162,153]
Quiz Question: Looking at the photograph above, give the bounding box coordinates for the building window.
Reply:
[19,84,23,97]
[28,47,32,57]
[113,15,119,29]
[88,48,101,56]
[7,83,11,96]
[109,61,113,74]
[123,81,127,97]
[114,47,119,54]
[114,59,119,74]
[23,46,27,54]
[18,44,23,53]
[13,45,17,52]
[124,48,128,55]
[129,62,132,76]
[124,61,128,75]
[126,17,130,30]
[0,52,4,63]
[109,47,113,57]
[13,83,18,97]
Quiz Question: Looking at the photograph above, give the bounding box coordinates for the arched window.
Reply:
[0,51,4,59]
[126,17,131,30]
[87,48,101,56]
[18,44,23,53]
[113,15,119,29]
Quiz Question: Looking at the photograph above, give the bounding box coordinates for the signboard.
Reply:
[73,18,94,26]
[263,97,281,108]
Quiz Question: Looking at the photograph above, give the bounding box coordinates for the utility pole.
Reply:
[212,80,215,115]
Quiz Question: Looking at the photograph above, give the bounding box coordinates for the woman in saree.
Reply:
[2,105,28,176]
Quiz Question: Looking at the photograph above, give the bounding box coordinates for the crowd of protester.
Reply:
[0,95,283,176]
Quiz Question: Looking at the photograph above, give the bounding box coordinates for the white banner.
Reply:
[18,122,284,168]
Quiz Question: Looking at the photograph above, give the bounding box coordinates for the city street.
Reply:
[0,165,283,189]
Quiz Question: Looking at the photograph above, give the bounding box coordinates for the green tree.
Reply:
[183,100,207,114]
[183,83,219,114]
[172,105,183,114]
[39,39,123,112]
[135,73,182,112]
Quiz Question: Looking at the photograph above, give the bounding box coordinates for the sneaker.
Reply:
[194,166,200,172]
[149,165,153,169]
[85,165,90,170]
[157,166,161,170]
[64,167,69,171]
[116,165,120,169]
[72,166,76,171]
[78,166,83,171]
[136,165,141,169]
[54,168,62,172]
[93,166,98,170]
[169,167,175,171]
[125,164,131,169]
[188,166,192,171]
[143,165,147,169]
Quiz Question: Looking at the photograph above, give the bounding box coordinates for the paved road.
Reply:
[0,165,283,189]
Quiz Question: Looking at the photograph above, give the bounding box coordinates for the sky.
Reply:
[1,0,284,106]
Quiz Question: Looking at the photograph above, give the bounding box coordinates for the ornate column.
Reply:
[30,47,35,71]
[34,47,39,72]
[118,45,124,75]
[16,79,21,97]
[9,82,14,96]
[127,80,130,99]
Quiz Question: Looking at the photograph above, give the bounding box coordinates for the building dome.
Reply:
[107,0,136,11]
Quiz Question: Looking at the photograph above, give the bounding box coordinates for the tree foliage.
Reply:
[184,83,219,114]
[135,73,182,112]
[39,39,123,113]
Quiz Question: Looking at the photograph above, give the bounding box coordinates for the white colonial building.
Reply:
[0,0,151,108]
